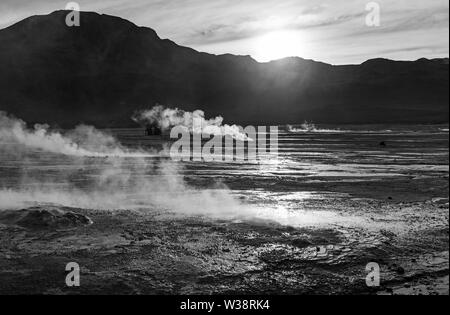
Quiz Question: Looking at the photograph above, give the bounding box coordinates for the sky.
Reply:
[0,0,448,64]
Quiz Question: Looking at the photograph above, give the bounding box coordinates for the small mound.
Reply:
[0,206,93,229]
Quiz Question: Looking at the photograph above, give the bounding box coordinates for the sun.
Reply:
[253,30,304,62]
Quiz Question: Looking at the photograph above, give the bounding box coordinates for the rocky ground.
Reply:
[0,194,448,295]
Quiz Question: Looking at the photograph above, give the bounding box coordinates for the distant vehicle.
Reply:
[145,124,162,136]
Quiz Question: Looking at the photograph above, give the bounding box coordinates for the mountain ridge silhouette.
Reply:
[0,10,448,127]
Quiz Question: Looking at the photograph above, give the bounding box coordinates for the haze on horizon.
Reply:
[0,0,448,65]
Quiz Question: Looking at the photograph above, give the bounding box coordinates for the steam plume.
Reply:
[133,105,251,141]
[1,110,349,228]
[0,111,158,157]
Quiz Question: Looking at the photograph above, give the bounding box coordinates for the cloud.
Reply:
[188,11,367,45]
[350,6,449,37]
[301,4,327,15]
[376,45,446,55]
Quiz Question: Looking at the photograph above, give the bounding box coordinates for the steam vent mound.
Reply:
[0,206,93,230]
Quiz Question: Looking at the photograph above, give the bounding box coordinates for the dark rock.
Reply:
[380,229,396,238]
[396,267,406,275]
[0,206,93,230]
[292,238,312,248]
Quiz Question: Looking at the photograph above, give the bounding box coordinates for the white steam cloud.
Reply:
[0,111,158,157]
[133,105,251,141]
[0,110,353,228]
[0,111,258,224]
[0,157,363,229]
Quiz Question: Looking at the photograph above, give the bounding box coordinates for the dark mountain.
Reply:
[0,10,448,127]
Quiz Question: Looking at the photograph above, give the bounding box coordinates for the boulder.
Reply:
[0,206,93,230]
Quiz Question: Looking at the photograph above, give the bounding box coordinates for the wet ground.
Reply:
[0,124,448,295]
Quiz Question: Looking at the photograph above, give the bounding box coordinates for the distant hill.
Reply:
[0,10,448,127]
